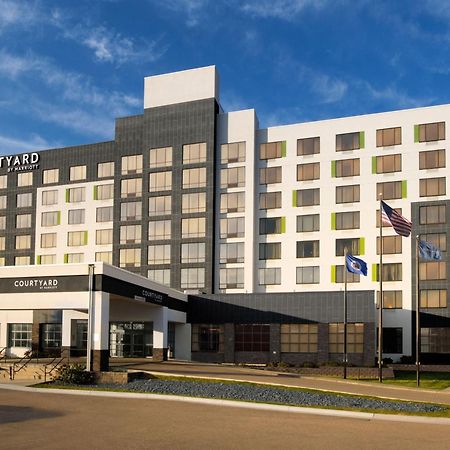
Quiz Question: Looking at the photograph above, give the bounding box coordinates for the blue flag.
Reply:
[419,240,442,261]
[345,254,368,276]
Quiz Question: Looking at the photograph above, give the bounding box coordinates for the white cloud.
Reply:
[311,73,348,104]
[0,132,57,154]
[0,0,42,32]
[152,0,209,27]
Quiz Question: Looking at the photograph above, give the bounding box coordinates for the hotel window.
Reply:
[421,328,450,353]
[8,323,32,347]
[260,141,283,160]
[377,235,402,254]
[121,201,142,221]
[95,251,112,264]
[96,184,114,200]
[336,185,360,204]
[16,214,31,229]
[68,209,85,225]
[96,206,113,222]
[181,268,205,289]
[376,127,402,147]
[39,254,56,265]
[147,269,171,286]
[296,188,320,207]
[260,166,281,184]
[297,137,320,156]
[192,324,224,353]
[336,265,359,283]
[42,190,57,206]
[96,229,113,245]
[67,253,84,263]
[148,220,171,240]
[419,261,446,281]
[420,289,447,308]
[183,142,207,164]
[149,171,172,192]
[417,121,445,142]
[43,168,59,184]
[420,205,446,225]
[67,231,87,246]
[375,154,401,174]
[149,147,172,168]
[260,217,282,235]
[259,242,281,260]
[220,192,245,213]
[335,238,360,256]
[182,192,206,213]
[376,181,402,200]
[220,217,245,238]
[181,242,205,263]
[420,177,446,197]
[15,256,30,266]
[121,154,143,175]
[221,167,245,188]
[420,233,446,252]
[297,240,319,258]
[119,248,141,268]
[97,161,114,178]
[121,178,142,198]
[377,207,402,227]
[219,267,244,289]
[17,192,32,208]
[297,214,319,232]
[374,263,403,282]
[41,211,59,227]
[69,165,86,181]
[336,211,360,230]
[181,217,206,238]
[297,162,320,181]
[68,187,85,203]
[0,196,6,209]
[41,233,57,248]
[419,149,445,170]
[296,266,319,284]
[259,192,281,209]
[0,175,6,189]
[182,168,206,189]
[148,244,171,264]
[258,268,281,285]
[235,325,270,352]
[15,234,31,249]
[221,142,245,164]
[149,196,171,216]
[17,172,33,187]
[335,158,360,177]
[378,291,403,309]
[0,216,5,230]
[120,225,141,244]
[336,132,361,151]
[0,236,4,251]
[41,323,62,349]
[329,323,364,353]
[219,242,244,263]
[281,324,318,353]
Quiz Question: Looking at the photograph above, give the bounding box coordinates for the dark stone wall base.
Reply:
[153,348,168,362]
[93,350,109,372]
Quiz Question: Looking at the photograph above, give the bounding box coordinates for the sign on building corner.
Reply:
[0,152,40,173]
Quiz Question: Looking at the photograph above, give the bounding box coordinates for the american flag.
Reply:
[381,200,412,237]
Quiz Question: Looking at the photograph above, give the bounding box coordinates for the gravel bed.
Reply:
[92,379,445,414]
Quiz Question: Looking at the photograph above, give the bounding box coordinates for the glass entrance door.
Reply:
[110,322,152,357]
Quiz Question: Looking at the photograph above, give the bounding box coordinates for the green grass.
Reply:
[373,371,450,390]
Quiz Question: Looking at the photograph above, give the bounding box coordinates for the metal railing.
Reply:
[42,356,67,382]
[10,351,35,380]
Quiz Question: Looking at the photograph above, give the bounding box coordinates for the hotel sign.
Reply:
[0,275,89,293]
[0,152,40,173]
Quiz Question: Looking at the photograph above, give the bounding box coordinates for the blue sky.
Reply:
[1,0,450,154]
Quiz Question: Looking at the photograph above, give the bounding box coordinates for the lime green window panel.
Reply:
[331,265,336,283]
[64,254,69,264]
[292,190,298,207]
[414,125,419,143]
[371,156,377,174]
[56,211,61,225]
[36,255,41,265]
[401,180,407,198]
[280,216,286,233]
[359,237,365,255]
[359,131,365,149]
[65,189,70,203]
[331,212,336,230]
[372,264,379,282]
[93,185,98,200]
[83,231,88,245]
[331,160,336,178]
[281,141,287,157]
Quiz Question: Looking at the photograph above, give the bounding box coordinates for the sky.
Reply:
[1,0,450,154]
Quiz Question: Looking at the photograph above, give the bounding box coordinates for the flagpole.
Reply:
[344,247,348,380]
[378,196,383,383]
[416,235,420,387]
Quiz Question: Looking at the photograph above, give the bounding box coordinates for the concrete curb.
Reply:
[1,383,449,425]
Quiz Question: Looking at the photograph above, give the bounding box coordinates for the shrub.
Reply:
[399,355,415,364]
[382,357,393,365]
[301,361,317,368]
[55,363,95,385]
[321,360,341,367]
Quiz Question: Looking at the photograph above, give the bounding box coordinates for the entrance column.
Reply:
[91,292,110,371]
[61,310,72,359]
[153,306,168,361]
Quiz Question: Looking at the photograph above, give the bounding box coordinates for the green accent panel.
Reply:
[402,180,407,198]
[359,131,365,149]
[372,156,377,174]
[359,237,365,255]
[83,231,88,245]
[65,189,69,203]
[292,190,298,207]
[281,141,287,157]
[331,160,336,178]
[64,254,68,264]
[372,264,379,282]
[331,212,336,230]
[56,211,61,225]
[414,125,419,143]
[36,255,41,265]
[331,265,336,283]
[280,216,286,233]
[93,185,98,200]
